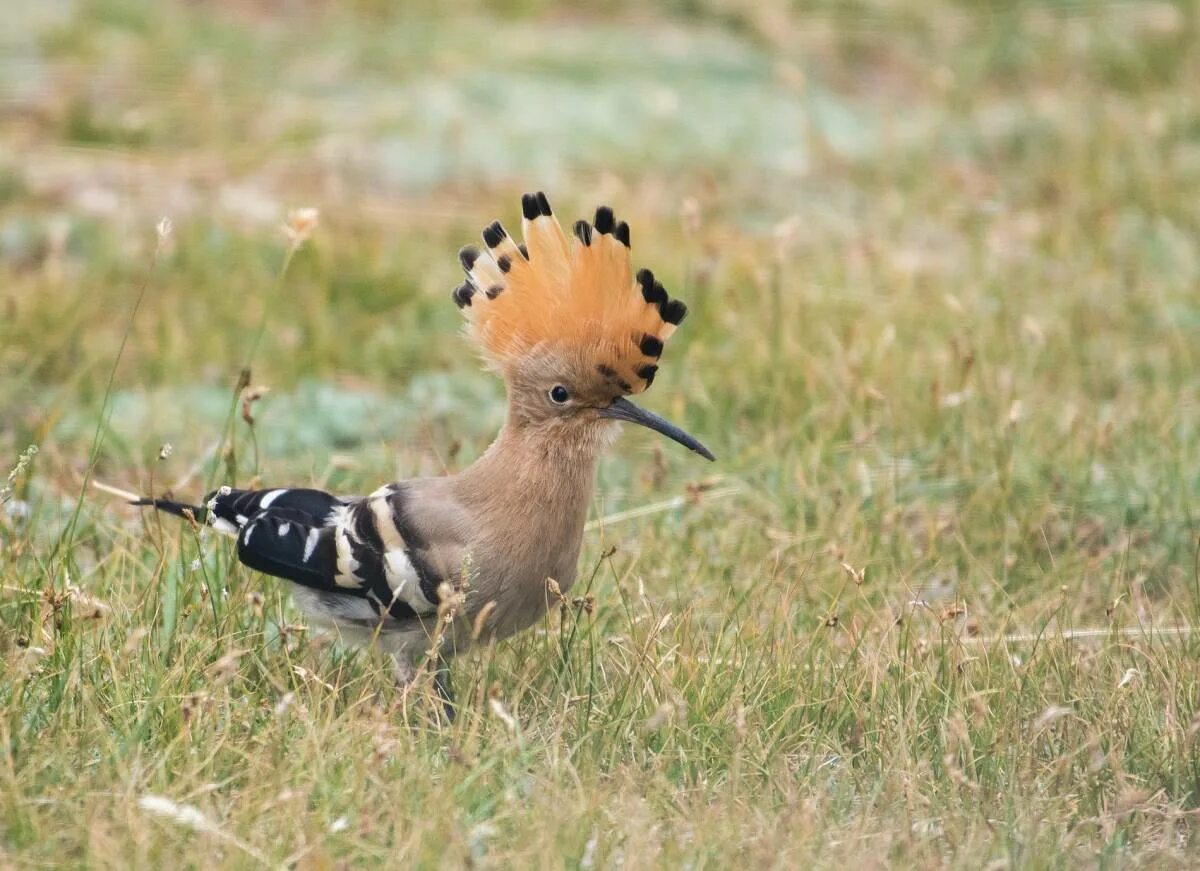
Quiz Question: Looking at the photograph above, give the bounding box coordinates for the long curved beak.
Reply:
[599,396,715,461]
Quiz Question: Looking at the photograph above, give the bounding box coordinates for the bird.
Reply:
[128,191,714,717]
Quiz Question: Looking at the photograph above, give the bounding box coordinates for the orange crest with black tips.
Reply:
[452,192,687,394]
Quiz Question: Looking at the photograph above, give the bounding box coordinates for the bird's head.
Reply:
[454,193,714,462]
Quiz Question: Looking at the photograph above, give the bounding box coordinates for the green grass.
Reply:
[3,0,1200,866]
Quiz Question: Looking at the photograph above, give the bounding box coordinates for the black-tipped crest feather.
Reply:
[636,364,659,386]
[482,222,507,249]
[453,282,475,308]
[615,221,630,247]
[459,246,480,272]
[661,299,688,325]
[521,193,539,220]
[639,334,664,357]
[593,206,615,234]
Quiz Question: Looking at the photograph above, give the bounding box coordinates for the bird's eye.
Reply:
[549,385,570,404]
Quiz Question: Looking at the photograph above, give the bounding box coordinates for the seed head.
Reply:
[283,207,319,247]
[241,386,269,426]
[1,444,38,505]
[545,577,567,606]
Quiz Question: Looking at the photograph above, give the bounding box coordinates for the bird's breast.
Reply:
[462,526,584,641]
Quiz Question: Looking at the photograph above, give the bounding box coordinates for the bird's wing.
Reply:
[145,485,445,620]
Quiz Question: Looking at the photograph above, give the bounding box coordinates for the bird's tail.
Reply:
[119,482,351,592]
[128,496,209,523]
[93,480,208,523]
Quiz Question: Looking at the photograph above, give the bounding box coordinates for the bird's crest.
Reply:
[453,192,687,393]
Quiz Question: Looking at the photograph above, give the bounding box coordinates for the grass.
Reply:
[2,0,1200,866]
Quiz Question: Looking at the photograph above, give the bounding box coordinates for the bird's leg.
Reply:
[391,654,417,687]
[390,653,455,723]
[388,653,422,714]
[433,658,456,724]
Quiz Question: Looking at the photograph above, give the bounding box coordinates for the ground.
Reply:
[2,0,1200,867]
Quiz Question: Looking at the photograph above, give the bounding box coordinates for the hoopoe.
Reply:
[131,192,713,713]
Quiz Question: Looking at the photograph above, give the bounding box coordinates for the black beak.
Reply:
[599,397,715,461]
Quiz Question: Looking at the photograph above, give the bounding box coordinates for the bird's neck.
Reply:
[456,419,601,527]
[434,415,601,643]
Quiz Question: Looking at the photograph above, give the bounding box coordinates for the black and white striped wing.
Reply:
[207,485,441,621]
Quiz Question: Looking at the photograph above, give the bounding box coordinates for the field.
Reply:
[3,0,1200,866]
